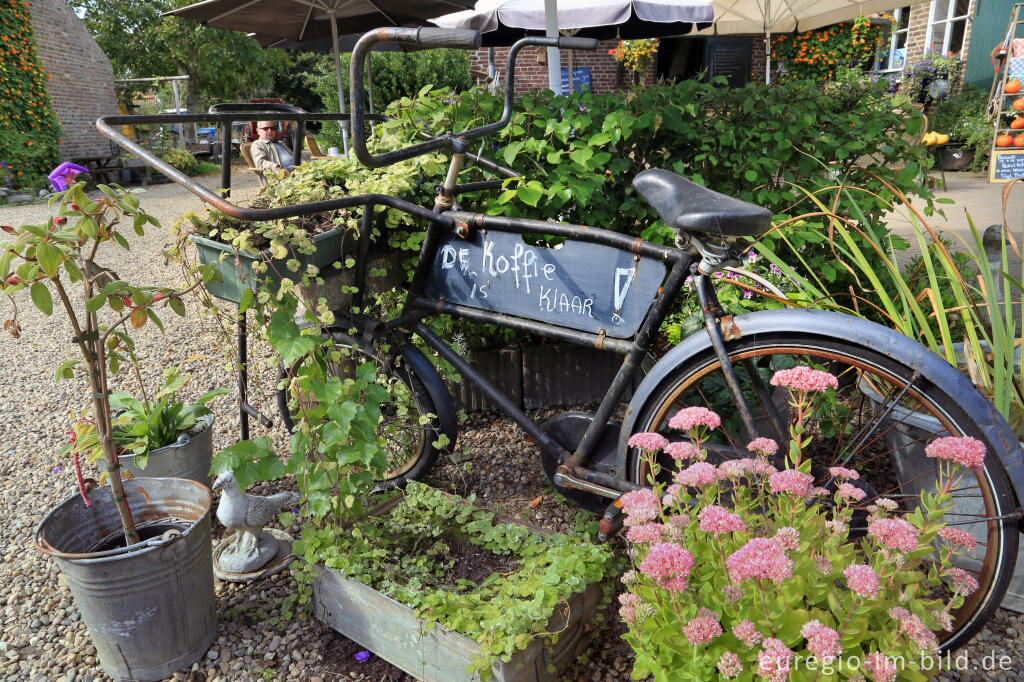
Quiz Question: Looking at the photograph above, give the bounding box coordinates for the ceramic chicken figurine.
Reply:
[212,471,300,574]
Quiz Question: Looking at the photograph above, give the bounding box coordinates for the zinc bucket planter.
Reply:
[190,226,356,304]
[859,378,1024,613]
[34,477,217,681]
[311,493,605,682]
[112,413,216,486]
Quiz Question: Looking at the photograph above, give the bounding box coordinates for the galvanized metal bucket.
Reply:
[115,413,215,486]
[34,478,217,681]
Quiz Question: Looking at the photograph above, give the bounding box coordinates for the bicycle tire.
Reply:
[628,333,1018,653]
[277,326,452,487]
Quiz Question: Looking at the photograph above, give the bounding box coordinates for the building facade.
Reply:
[26,0,118,159]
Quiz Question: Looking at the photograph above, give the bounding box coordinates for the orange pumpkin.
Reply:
[1015,135,1024,148]
[1008,78,1023,94]
[1013,116,1024,130]
[997,133,1015,147]
[1014,98,1024,111]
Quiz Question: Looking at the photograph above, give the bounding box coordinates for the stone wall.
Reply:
[26,0,118,159]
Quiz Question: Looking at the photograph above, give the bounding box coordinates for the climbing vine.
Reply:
[771,15,894,84]
[0,0,61,190]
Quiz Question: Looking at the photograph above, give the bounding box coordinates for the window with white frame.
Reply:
[925,0,971,57]
[876,7,911,71]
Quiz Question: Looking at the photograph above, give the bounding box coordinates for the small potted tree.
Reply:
[2,181,218,681]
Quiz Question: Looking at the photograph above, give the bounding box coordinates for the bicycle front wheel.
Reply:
[277,327,452,487]
[629,333,1018,652]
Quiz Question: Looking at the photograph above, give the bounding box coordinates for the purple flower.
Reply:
[47,162,89,192]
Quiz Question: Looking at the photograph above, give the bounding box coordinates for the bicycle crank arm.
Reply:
[552,467,621,500]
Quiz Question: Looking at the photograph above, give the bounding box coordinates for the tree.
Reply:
[70,0,272,110]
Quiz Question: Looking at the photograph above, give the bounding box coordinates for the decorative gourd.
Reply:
[1007,78,1022,94]
[997,133,1015,147]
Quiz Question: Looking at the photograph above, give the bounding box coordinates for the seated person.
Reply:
[251,121,295,174]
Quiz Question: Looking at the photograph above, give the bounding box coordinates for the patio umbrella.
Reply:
[168,0,475,155]
[430,0,712,93]
[695,0,931,84]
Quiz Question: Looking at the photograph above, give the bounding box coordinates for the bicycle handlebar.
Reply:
[348,29,598,169]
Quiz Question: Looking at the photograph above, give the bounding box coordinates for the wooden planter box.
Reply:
[312,495,603,682]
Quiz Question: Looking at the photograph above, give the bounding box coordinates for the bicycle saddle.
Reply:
[632,169,773,237]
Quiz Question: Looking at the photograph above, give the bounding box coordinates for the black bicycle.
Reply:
[99,27,1024,653]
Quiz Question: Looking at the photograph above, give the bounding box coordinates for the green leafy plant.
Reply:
[900,53,963,105]
[295,481,616,679]
[64,364,227,472]
[157,147,200,175]
[1,181,199,545]
[620,371,985,681]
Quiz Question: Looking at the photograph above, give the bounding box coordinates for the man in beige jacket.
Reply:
[251,121,295,174]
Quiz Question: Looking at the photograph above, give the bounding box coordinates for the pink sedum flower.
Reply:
[889,608,938,652]
[746,458,779,477]
[717,651,743,679]
[723,584,744,603]
[828,466,860,480]
[836,482,867,503]
[664,441,702,461]
[938,527,978,551]
[814,555,834,574]
[625,522,663,544]
[825,519,848,535]
[768,469,815,497]
[698,505,746,534]
[733,620,763,647]
[867,517,920,553]
[844,564,880,598]
[717,459,750,480]
[770,366,839,393]
[638,542,695,593]
[924,436,986,469]
[800,620,841,663]
[874,498,899,511]
[864,652,899,682]
[727,537,793,585]
[683,615,723,646]
[618,592,639,623]
[620,488,660,526]
[668,406,721,432]
[628,432,669,452]
[757,638,794,682]
[676,461,718,488]
[774,527,800,551]
[946,567,980,596]
[747,437,779,456]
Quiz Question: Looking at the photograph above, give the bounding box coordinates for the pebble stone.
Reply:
[2,174,1024,681]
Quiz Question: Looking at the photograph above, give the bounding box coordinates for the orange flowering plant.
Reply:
[609,38,659,76]
[771,16,893,84]
[0,0,61,191]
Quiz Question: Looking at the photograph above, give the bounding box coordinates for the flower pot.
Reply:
[859,378,1024,614]
[940,145,975,171]
[190,227,357,304]
[34,477,216,681]
[311,493,605,682]
[113,413,216,486]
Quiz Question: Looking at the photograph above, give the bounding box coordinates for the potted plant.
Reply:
[927,84,992,171]
[67,364,228,485]
[1,180,218,681]
[617,372,989,680]
[900,53,963,105]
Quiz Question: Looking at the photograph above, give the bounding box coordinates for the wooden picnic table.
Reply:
[71,154,127,185]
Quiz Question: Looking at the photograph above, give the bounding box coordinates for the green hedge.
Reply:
[0,0,61,190]
[380,78,931,303]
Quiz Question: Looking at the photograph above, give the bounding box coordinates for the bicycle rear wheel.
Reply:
[629,333,1018,652]
[277,326,453,487]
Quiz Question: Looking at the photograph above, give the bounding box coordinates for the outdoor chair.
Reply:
[305,134,327,160]
[239,142,267,188]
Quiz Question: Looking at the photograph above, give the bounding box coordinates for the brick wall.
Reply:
[901,1,975,99]
[469,40,654,94]
[26,0,118,159]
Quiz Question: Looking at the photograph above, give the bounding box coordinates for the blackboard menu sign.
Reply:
[703,37,752,87]
[560,67,592,94]
[990,150,1024,183]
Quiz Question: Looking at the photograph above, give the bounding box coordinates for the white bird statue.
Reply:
[212,471,300,574]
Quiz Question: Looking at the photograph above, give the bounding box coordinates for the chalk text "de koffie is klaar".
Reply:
[439,238,595,319]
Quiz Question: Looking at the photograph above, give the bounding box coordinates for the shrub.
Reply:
[0,0,61,190]
[381,78,931,300]
[157,147,200,175]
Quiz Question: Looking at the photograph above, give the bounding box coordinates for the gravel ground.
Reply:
[1,174,1024,681]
